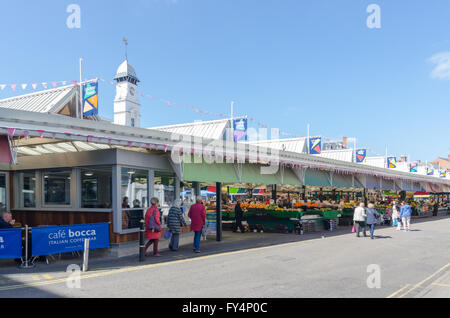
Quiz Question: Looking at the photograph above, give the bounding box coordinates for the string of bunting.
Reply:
[0,77,301,138]
[2,126,447,184]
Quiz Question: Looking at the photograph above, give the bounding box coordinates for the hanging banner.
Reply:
[409,163,418,173]
[387,157,397,169]
[82,81,99,117]
[31,223,109,257]
[233,118,248,142]
[355,149,367,163]
[440,170,447,178]
[0,228,23,259]
[309,137,322,155]
[427,168,434,176]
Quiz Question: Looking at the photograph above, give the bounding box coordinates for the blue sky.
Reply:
[0,0,449,162]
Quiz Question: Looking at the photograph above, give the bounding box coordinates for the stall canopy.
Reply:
[304,169,331,187]
[182,161,302,186]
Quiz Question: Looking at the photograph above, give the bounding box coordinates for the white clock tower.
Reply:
[113,59,141,127]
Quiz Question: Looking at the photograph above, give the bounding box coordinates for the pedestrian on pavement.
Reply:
[433,202,439,217]
[144,197,162,257]
[366,203,380,239]
[353,202,367,237]
[392,201,401,230]
[188,196,206,253]
[233,200,245,233]
[400,201,412,231]
[167,199,187,251]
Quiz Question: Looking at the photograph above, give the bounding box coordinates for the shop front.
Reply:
[7,148,179,244]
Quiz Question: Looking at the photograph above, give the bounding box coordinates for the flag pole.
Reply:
[79,58,83,119]
[307,124,310,154]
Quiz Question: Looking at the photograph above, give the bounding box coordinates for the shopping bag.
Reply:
[351,225,356,233]
[164,229,172,240]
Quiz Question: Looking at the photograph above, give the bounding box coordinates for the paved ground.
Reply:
[0,215,449,298]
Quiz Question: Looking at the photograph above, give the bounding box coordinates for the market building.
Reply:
[1,58,449,251]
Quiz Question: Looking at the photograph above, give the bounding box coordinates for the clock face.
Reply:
[129,87,136,96]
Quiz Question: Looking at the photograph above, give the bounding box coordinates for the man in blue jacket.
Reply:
[400,201,412,232]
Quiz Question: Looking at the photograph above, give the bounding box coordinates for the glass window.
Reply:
[81,166,112,209]
[154,171,175,210]
[43,169,71,205]
[22,172,36,208]
[0,174,6,212]
[121,168,148,230]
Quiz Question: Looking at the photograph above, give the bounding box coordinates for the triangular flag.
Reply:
[6,128,16,139]
[21,84,28,90]
[32,83,37,90]
[23,131,29,139]
[62,81,67,85]
[11,84,16,91]
[52,82,57,88]
[0,84,6,90]
[42,82,47,89]
[72,80,77,86]
[36,129,45,138]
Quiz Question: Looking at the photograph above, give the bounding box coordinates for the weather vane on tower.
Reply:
[123,37,128,61]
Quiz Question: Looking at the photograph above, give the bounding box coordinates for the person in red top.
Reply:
[144,197,162,257]
[188,196,206,253]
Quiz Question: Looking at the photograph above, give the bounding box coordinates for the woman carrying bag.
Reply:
[144,197,162,257]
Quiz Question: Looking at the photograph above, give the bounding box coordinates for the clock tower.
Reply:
[113,59,140,127]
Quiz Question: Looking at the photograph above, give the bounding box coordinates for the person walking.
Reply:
[167,199,187,251]
[366,203,380,239]
[188,196,206,253]
[400,201,412,231]
[144,197,162,257]
[353,202,367,237]
[392,201,401,230]
[233,200,245,233]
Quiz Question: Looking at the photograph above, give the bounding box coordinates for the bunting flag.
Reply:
[355,149,367,163]
[11,84,16,91]
[0,84,5,90]
[6,128,16,139]
[21,84,28,90]
[387,157,397,169]
[409,162,418,173]
[309,137,322,154]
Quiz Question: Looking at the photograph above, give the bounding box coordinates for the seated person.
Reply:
[0,211,15,228]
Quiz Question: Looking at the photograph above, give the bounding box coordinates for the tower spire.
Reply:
[123,37,128,61]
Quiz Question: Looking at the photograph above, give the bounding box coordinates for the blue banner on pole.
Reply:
[82,81,99,117]
[32,223,110,257]
[309,137,322,154]
[233,118,248,142]
[0,228,23,259]
[355,149,367,163]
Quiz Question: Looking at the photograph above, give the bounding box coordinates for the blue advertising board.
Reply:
[0,228,23,259]
[32,223,110,257]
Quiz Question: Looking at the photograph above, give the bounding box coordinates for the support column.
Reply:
[302,186,306,201]
[193,182,201,197]
[272,184,277,200]
[216,182,222,242]
[363,188,368,206]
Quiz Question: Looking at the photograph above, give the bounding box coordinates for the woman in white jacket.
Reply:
[392,201,401,230]
[353,203,367,237]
